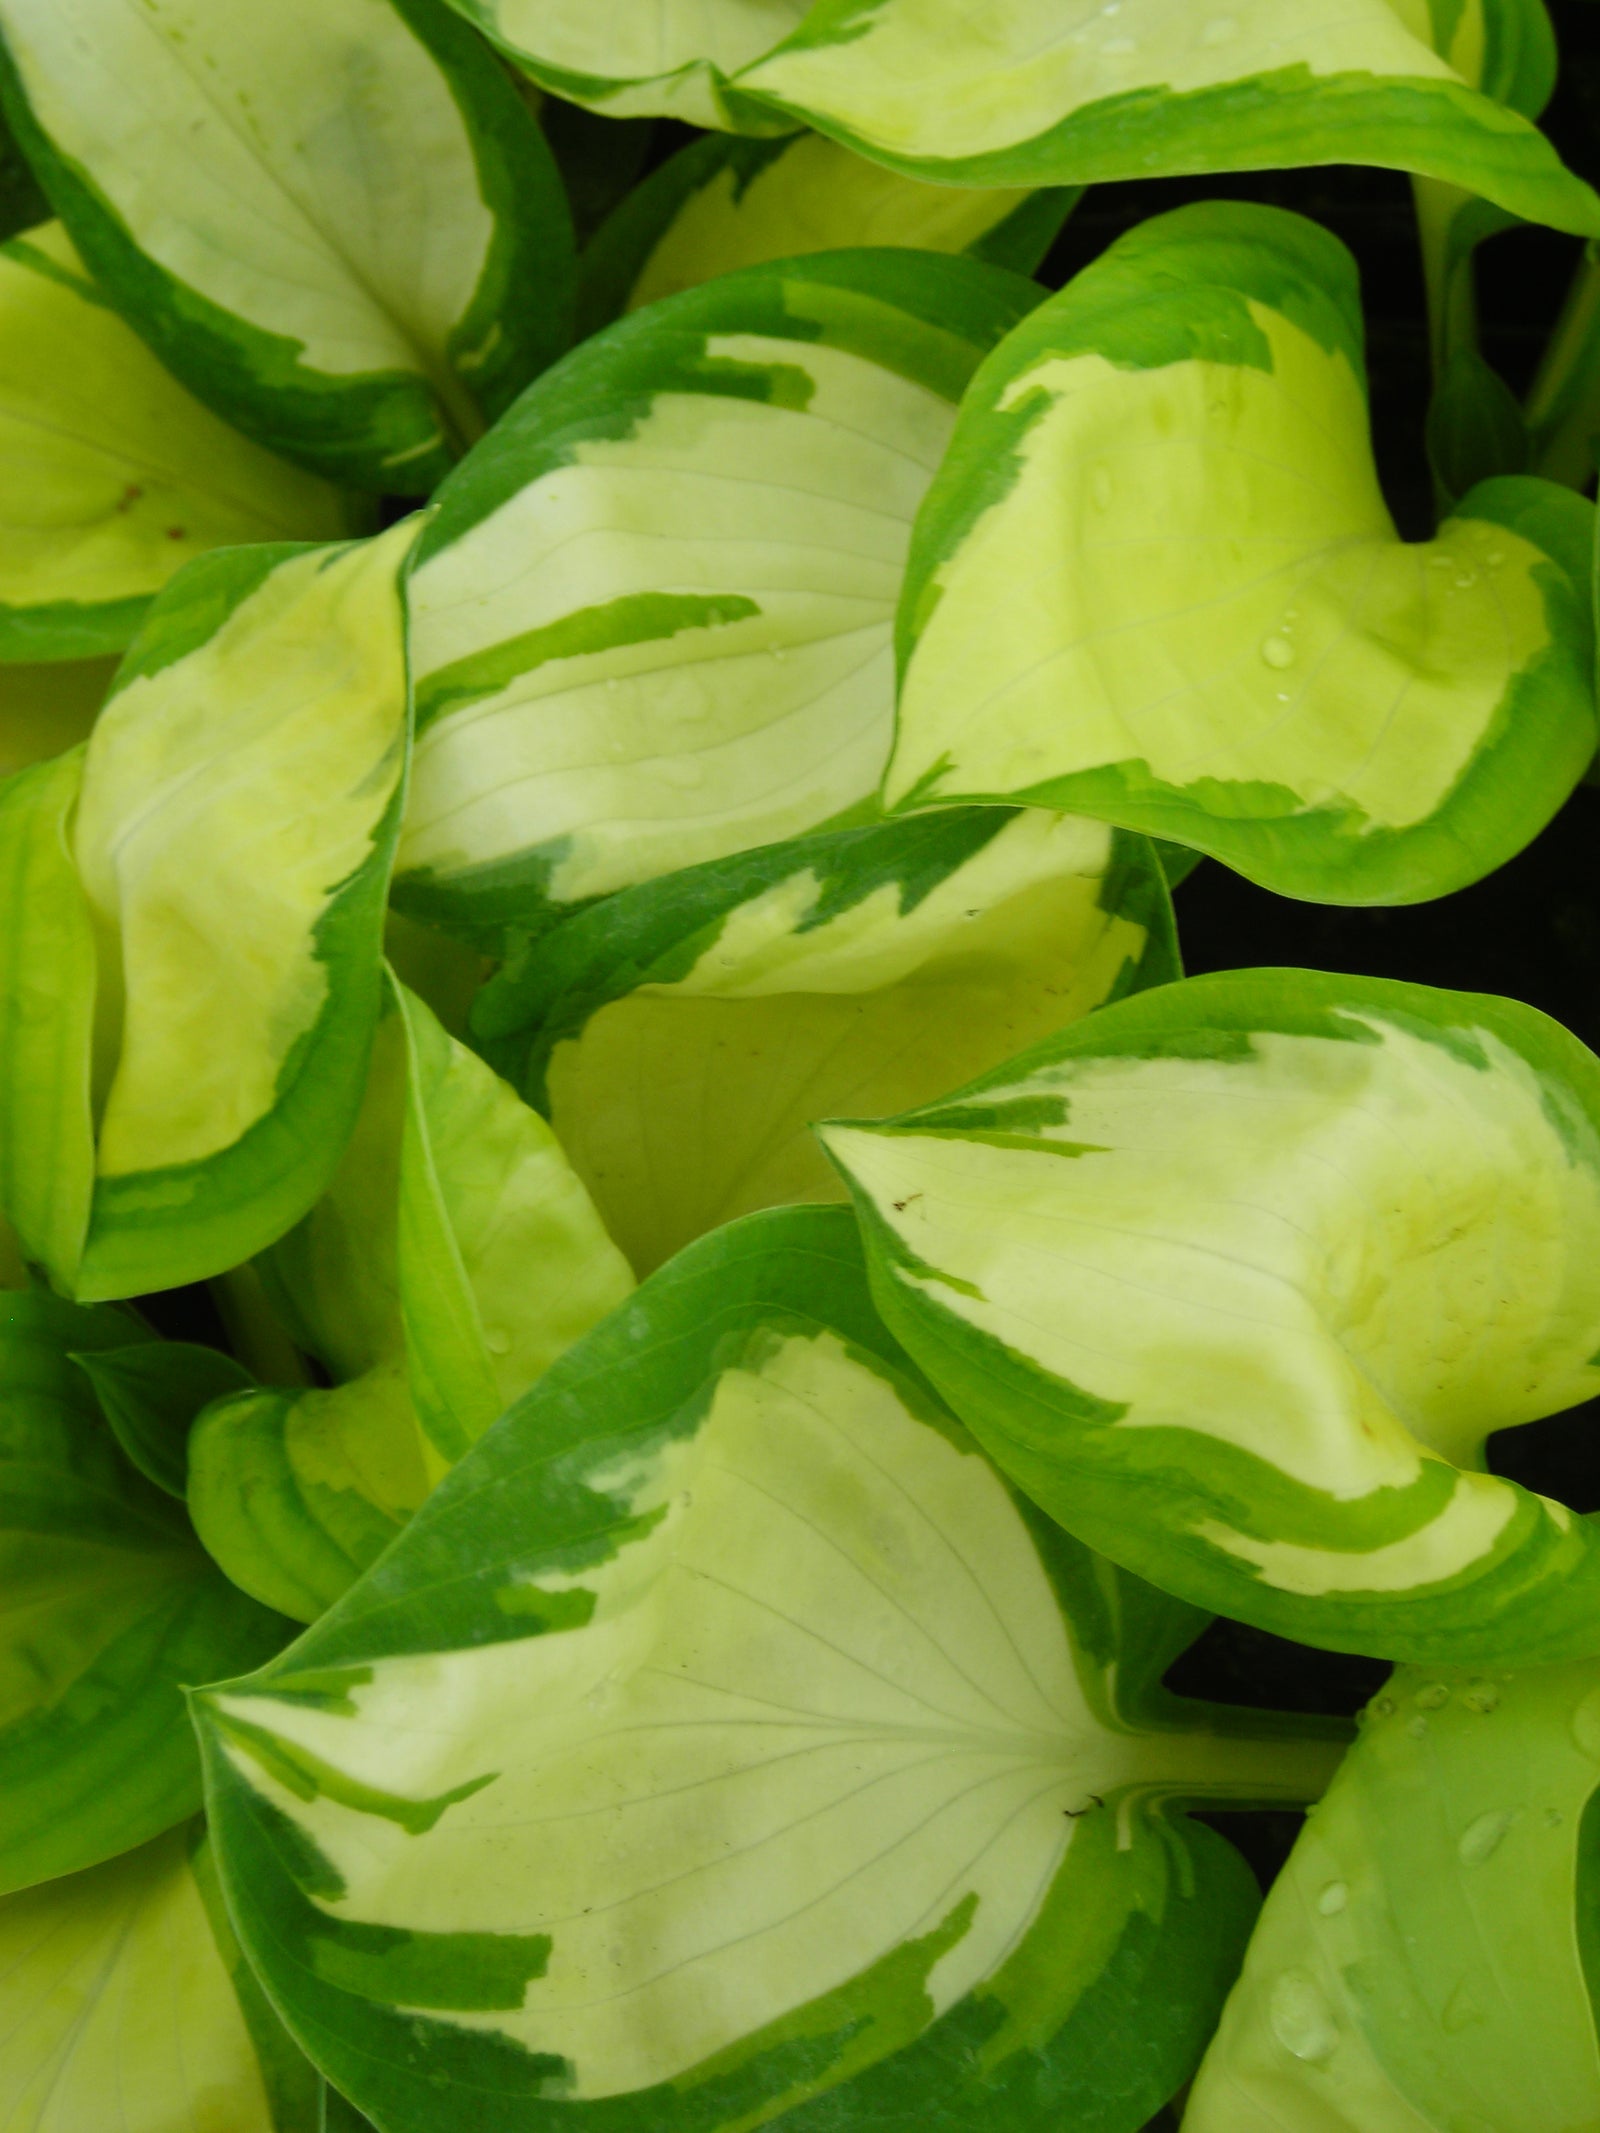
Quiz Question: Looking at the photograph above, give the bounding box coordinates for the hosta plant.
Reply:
[824,967,1600,1665]
[194,1207,1345,2133]
[4,0,1600,2127]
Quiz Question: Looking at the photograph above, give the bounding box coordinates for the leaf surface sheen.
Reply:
[196,1207,1343,2133]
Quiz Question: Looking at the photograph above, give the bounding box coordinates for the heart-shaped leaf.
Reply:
[475,809,1175,1275]
[822,968,1600,1666]
[886,202,1597,905]
[0,0,575,491]
[195,1205,1344,2133]
[397,249,1043,949]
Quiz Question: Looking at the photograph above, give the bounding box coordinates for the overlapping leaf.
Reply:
[398,249,1042,948]
[475,809,1176,1275]
[1185,1658,1600,2130]
[444,0,1599,237]
[0,1822,323,2132]
[887,202,1598,905]
[195,1206,1343,2133]
[0,223,358,661]
[0,1290,288,1893]
[0,0,575,491]
[189,978,632,1621]
[823,968,1600,1665]
[578,130,1076,333]
[0,523,416,1302]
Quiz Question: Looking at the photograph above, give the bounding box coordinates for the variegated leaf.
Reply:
[475,809,1175,1275]
[398,249,1042,948]
[887,202,1597,905]
[196,1206,1343,2133]
[0,0,575,490]
[822,968,1600,1665]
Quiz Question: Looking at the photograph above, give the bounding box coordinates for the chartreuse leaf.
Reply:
[0,223,359,661]
[195,1205,1343,2133]
[821,968,1600,1668]
[190,978,632,1621]
[435,0,809,130]
[0,1289,289,1893]
[1185,1659,1600,2132]
[23,523,417,1304]
[0,653,115,776]
[0,748,96,1283]
[189,1362,433,1629]
[72,1340,255,1498]
[474,809,1175,1277]
[578,130,1076,333]
[0,1820,323,2132]
[0,0,574,493]
[394,977,633,1462]
[728,0,1599,231]
[886,202,1597,906]
[396,249,1043,949]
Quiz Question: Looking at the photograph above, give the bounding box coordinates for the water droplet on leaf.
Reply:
[1414,1682,1449,1710]
[1460,1680,1500,1714]
[1457,1809,1516,1866]
[1269,1971,1338,2062]
[1260,635,1296,670]
[1317,1881,1348,1916]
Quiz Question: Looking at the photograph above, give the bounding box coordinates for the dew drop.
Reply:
[1090,465,1115,510]
[1406,1716,1429,1740]
[1457,1808,1516,1866]
[1573,1686,1600,1759]
[1454,570,1478,590]
[1414,1682,1449,1711]
[1371,1693,1397,1720]
[1317,1881,1348,1916]
[771,645,788,663]
[606,677,620,691]
[1260,634,1296,670]
[1275,691,1292,702]
[1200,13,1240,42]
[1268,1971,1338,2063]
[1460,1679,1501,1714]
[484,1327,512,1355]
[1487,549,1505,567]
[1544,1806,1565,1829]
